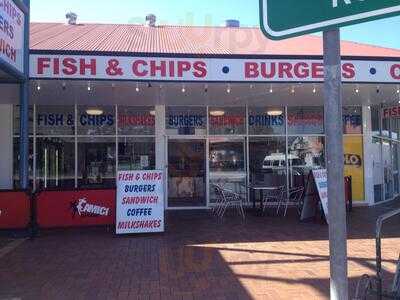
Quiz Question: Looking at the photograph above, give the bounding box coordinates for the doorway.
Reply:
[167,139,206,208]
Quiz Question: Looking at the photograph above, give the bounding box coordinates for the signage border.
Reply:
[259,0,400,40]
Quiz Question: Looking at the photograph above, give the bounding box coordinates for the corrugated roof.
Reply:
[29,22,400,57]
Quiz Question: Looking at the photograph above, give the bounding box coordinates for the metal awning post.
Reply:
[323,28,349,300]
[19,0,30,189]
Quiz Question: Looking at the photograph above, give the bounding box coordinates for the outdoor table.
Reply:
[248,185,281,214]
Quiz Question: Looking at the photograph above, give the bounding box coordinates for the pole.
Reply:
[19,0,30,189]
[323,28,349,300]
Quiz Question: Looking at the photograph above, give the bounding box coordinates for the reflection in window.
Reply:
[288,136,325,188]
[209,138,245,172]
[248,107,285,135]
[343,106,362,134]
[372,138,383,203]
[13,105,34,135]
[77,106,116,135]
[36,137,75,189]
[118,137,155,171]
[382,140,393,200]
[209,107,246,135]
[249,137,286,187]
[287,107,324,135]
[118,106,155,135]
[13,137,34,189]
[371,106,380,136]
[78,137,116,188]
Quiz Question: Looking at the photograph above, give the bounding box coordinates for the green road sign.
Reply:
[260,0,400,40]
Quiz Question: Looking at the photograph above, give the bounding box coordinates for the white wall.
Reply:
[0,104,13,189]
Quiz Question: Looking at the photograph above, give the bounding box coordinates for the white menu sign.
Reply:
[116,170,164,234]
[0,0,25,73]
[312,169,328,221]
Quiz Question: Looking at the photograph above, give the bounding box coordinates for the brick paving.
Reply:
[1,202,400,300]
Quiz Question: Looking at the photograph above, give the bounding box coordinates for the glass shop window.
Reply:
[287,107,324,135]
[166,106,206,135]
[36,106,75,136]
[36,137,75,189]
[287,136,325,188]
[118,137,155,171]
[13,105,34,135]
[118,106,155,136]
[343,106,362,134]
[77,106,116,135]
[249,137,287,187]
[371,105,381,136]
[78,137,116,188]
[13,137,34,189]
[248,107,285,135]
[209,107,246,135]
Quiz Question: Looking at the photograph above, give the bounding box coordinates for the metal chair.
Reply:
[262,186,286,215]
[277,186,304,217]
[211,184,246,219]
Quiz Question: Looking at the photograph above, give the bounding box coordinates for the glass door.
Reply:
[209,137,246,203]
[167,139,206,208]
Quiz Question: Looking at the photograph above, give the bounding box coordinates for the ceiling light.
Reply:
[312,85,316,94]
[182,84,186,93]
[37,84,41,91]
[397,86,400,94]
[226,84,231,94]
[267,109,283,116]
[291,87,295,94]
[136,82,140,92]
[355,85,359,94]
[210,110,225,117]
[150,110,156,116]
[86,108,103,116]
[269,85,273,93]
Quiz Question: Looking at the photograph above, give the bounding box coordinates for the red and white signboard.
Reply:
[0,1,25,73]
[116,170,164,235]
[30,54,400,83]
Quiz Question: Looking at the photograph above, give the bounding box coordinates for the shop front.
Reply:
[2,21,400,227]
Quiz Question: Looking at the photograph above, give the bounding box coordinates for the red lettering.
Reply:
[53,58,60,75]
[177,61,191,77]
[37,57,51,75]
[169,61,175,77]
[278,63,293,79]
[342,63,355,79]
[311,63,324,79]
[193,61,207,78]
[62,58,77,76]
[245,62,259,78]
[390,64,400,80]
[260,63,275,78]
[79,59,96,75]
[132,60,148,77]
[150,60,167,77]
[294,62,309,79]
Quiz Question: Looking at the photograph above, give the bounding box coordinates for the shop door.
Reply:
[167,139,206,208]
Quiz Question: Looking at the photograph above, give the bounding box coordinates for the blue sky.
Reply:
[31,0,400,49]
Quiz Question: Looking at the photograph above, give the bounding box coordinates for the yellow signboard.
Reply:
[343,136,364,201]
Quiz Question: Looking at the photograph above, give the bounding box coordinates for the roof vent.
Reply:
[225,19,240,28]
[65,12,78,25]
[145,14,156,27]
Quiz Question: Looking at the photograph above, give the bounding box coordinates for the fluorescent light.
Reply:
[267,109,283,116]
[210,110,225,117]
[86,108,103,116]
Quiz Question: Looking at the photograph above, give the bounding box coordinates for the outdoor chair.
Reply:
[211,184,246,220]
[262,186,286,215]
[277,186,304,217]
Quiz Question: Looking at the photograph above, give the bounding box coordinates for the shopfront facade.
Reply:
[2,22,400,210]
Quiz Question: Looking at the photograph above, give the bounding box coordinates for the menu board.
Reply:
[116,170,164,234]
[312,169,328,221]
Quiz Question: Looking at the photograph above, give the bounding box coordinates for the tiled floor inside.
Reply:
[1,201,400,299]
